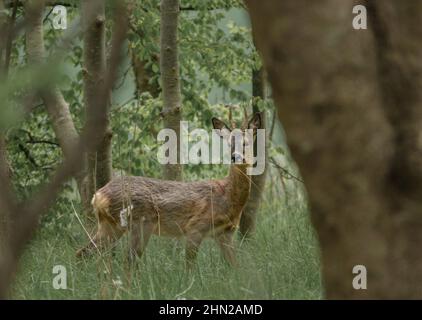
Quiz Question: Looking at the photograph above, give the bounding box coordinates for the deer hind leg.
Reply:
[216,231,238,267]
[129,219,155,260]
[185,233,204,270]
[76,219,124,258]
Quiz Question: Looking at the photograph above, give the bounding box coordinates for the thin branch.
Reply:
[129,21,144,38]
[43,6,55,23]
[17,141,58,169]
[17,143,38,167]
[19,128,60,147]
[269,156,304,183]
[25,139,60,147]
[269,109,276,140]
[114,65,131,91]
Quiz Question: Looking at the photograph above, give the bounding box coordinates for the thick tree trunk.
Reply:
[0,2,14,295]
[0,136,11,253]
[366,0,422,297]
[0,0,6,242]
[82,0,112,196]
[246,0,422,298]
[240,66,267,236]
[160,0,182,181]
[0,135,13,299]
[24,0,90,210]
[0,2,13,287]
[0,0,5,66]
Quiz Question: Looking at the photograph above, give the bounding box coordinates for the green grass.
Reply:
[11,196,322,299]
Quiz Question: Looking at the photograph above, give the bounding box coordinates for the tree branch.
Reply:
[4,0,18,75]
[0,0,129,298]
[269,157,304,184]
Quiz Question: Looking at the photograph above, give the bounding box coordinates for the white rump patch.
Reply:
[119,204,133,228]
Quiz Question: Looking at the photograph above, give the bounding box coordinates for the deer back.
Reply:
[92,175,245,237]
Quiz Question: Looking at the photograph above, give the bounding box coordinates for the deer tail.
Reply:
[91,191,111,220]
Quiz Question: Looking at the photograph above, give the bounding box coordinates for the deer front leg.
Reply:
[76,221,124,258]
[185,233,203,270]
[216,231,238,267]
[129,220,155,260]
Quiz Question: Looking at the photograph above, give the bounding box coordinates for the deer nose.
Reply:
[231,152,243,163]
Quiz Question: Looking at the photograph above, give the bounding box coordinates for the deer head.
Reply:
[212,111,262,166]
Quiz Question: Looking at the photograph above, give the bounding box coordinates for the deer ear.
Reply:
[248,112,262,130]
[212,118,230,131]
[212,118,231,138]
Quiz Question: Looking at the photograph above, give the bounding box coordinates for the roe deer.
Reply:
[76,112,262,268]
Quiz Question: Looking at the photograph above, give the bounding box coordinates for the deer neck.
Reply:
[225,164,251,210]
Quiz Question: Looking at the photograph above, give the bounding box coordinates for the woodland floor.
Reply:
[11,198,322,299]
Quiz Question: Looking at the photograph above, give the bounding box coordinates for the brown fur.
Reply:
[76,165,250,267]
[76,113,261,268]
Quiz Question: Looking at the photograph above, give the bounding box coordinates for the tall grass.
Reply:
[11,187,322,299]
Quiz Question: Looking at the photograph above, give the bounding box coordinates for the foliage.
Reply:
[1,0,315,299]
[129,0,257,126]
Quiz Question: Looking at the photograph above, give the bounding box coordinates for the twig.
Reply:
[269,109,276,141]
[17,141,58,169]
[113,66,131,91]
[43,7,55,24]
[19,128,60,147]
[269,157,304,183]
[17,143,38,167]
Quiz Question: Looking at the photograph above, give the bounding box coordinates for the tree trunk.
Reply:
[0,0,11,249]
[0,136,11,253]
[0,135,14,299]
[0,3,13,293]
[366,0,422,297]
[245,0,422,298]
[82,0,112,196]
[160,0,182,181]
[240,66,267,237]
[24,0,91,210]
[0,0,5,67]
